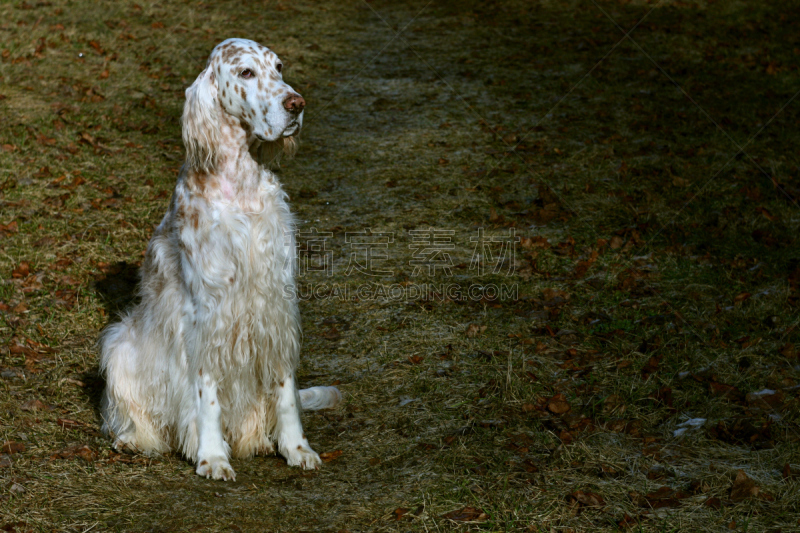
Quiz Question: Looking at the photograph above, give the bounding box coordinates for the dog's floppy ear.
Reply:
[182,66,220,173]
[255,136,298,169]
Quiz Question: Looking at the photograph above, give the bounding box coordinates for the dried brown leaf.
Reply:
[321,326,341,341]
[20,399,47,411]
[393,508,409,520]
[1,441,25,454]
[11,262,30,278]
[734,292,751,303]
[442,506,488,522]
[51,444,97,461]
[546,393,571,415]
[570,490,605,507]
[319,450,343,462]
[465,323,486,338]
[730,470,760,501]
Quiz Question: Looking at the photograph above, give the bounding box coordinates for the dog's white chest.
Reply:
[178,189,294,314]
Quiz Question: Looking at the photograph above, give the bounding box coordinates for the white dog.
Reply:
[99,38,340,481]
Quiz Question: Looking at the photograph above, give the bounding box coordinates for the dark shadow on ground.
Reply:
[84,261,141,426]
[93,261,141,322]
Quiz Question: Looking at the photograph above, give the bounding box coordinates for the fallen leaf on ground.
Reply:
[709,381,743,401]
[617,513,640,528]
[104,451,149,465]
[51,444,97,461]
[640,356,660,378]
[546,393,571,415]
[542,288,569,301]
[319,450,343,462]
[569,490,605,508]
[779,344,797,358]
[520,236,550,249]
[321,326,341,341]
[465,324,486,338]
[442,506,488,522]
[572,250,598,278]
[393,508,409,520]
[745,389,784,410]
[730,470,760,501]
[0,220,18,237]
[703,497,721,509]
[633,486,690,509]
[57,418,94,431]
[733,292,751,303]
[20,399,47,411]
[1,441,25,454]
[12,262,30,278]
[782,463,800,480]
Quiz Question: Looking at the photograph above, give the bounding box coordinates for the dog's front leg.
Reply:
[276,374,322,470]
[195,374,235,481]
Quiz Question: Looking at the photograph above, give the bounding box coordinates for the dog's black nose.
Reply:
[283,94,305,113]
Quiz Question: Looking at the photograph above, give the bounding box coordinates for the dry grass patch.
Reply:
[2,0,800,531]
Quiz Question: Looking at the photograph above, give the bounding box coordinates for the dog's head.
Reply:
[182,38,303,172]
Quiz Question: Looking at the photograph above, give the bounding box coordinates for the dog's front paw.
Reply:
[196,456,236,481]
[283,445,322,470]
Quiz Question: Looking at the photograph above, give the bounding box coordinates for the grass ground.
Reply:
[2,0,800,531]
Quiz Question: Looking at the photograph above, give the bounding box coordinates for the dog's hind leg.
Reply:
[99,318,167,455]
[230,400,274,459]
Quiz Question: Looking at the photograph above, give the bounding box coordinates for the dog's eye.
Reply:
[276,63,282,74]
[240,69,253,79]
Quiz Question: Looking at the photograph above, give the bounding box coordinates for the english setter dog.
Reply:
[99,38,340,481]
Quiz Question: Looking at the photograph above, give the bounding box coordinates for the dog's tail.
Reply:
[299,386,342,410]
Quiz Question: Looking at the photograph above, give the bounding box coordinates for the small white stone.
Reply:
[678,418,707,429]
[674,418,706,437]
